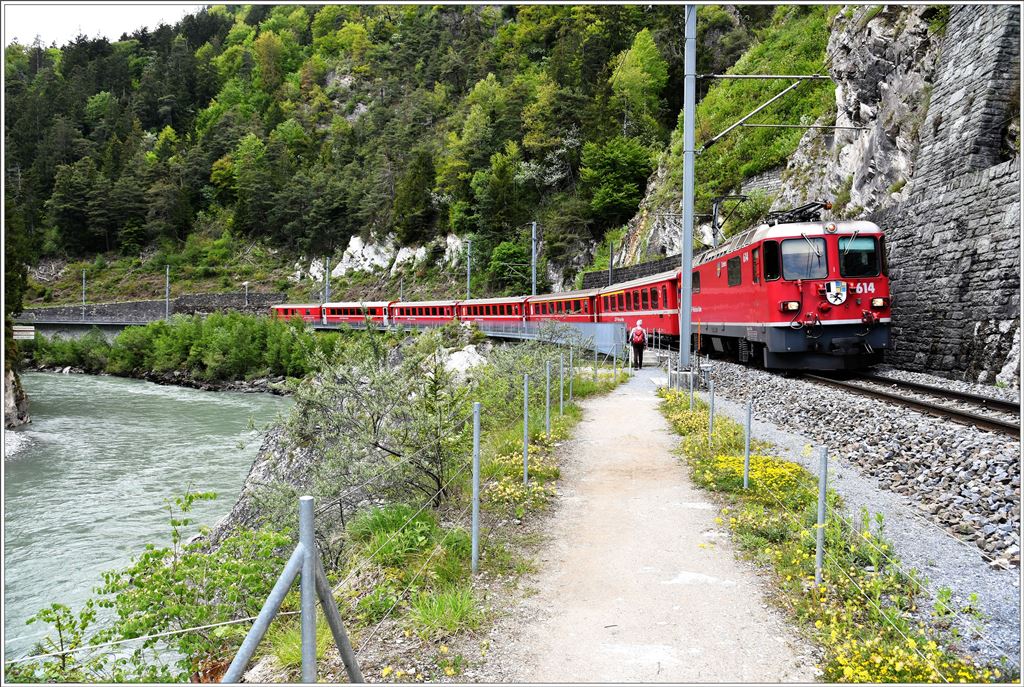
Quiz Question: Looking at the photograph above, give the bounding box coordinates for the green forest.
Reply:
[5,4,837,312]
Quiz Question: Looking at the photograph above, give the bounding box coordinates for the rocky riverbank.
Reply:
[27,364,291,396]
[4,366,31,429]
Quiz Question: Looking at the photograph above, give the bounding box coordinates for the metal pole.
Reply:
[244,282,249,307]
[743,398,752,489]
[559,354,564,415]
[531,221,537,296]
[165,265,170,320]
[466,239,471,300]
[608,239,614,286]
[613,347,618,380]
[325,257,331,303]
[593,348,598,383]
[314,565,363,683]
[400,276,404,301]
[815,447,828,587]
[708,379,715,443]
[688,368,694,408]
[569,348,574,402]
[81,269,86,320]
[523,374,529,486]
[545,361,551,436]
[679,4,696,375]
[472,402,481,573]
[299,496,316,683]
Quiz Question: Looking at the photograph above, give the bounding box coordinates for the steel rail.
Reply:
[801,374,1021,437]
[856,373,1020,415]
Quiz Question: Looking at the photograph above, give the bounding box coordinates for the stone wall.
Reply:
[870,5,1021,385]
[17,292,286,323]
[581,254,681,290]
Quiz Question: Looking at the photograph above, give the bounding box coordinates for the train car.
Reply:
[457,296,529,325]
[322,301,392,326]
[596,271,679,337]
[691,215,891,370]
[271,303,322,323]
[391,300,459,327]
[525,288,599,323]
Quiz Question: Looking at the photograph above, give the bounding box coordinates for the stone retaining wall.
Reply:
[17,292,286,323]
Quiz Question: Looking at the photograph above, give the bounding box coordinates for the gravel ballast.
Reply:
[681,359,1020,670]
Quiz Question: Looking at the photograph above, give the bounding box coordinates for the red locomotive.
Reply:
[272,203,891,370]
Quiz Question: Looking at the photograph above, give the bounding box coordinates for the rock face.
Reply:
[4,367,30,429]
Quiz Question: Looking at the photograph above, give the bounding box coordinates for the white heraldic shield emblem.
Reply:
[824,280,848,305]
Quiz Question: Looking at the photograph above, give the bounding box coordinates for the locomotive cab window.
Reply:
[763,241,781,280]
[780,238,827,280]
[838,236,880,277]
[727,257,742,287]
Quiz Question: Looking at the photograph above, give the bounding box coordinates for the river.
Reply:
[3,372,291,659]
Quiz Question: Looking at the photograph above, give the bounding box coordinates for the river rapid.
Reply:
[3,372,291,659]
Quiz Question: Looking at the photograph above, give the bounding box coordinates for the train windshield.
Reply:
[781,237,827,280]
[838,236,880,277]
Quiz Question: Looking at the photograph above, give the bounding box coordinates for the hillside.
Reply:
[5,4,789,308]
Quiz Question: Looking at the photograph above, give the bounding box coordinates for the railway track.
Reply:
[801,373,1021,437]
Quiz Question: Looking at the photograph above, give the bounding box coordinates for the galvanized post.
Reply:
[299,496,316,683]
[472,402,481,574]
[559,354,564,415]
[593,348,598,383]
[569,348,574,402]
[688,369,694,409]
[531,221,537,296]
[523,374,529,485]
[708,379,715,444]
[613,346,618,380]
[466,239,472,300]
[545,361,551,437]
[243,281,249,307]
[81,269,86,321]
[815,447,828,587]
[678,4,696,373]
[314,566,363,683]
[743,398,752,489]
[165,265,170,320]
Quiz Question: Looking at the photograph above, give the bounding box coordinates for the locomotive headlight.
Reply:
[780,300,800,312]
[871,297,888,308]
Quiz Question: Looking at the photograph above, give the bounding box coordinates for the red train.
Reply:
[272,210,891,370]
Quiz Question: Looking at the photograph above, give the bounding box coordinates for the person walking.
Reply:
[629,319,647,369]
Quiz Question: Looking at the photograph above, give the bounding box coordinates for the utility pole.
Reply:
[531,221,537,296]
[165,265,171,320]
[243,281,249,307]
[81,269,86,321]
[679,4,696,373]
[466,239,472,300]
[608,239,614,287]
[324,257,331,303]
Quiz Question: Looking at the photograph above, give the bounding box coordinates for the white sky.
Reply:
[4,4,205,48]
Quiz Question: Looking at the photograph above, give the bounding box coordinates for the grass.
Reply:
[408,586,483,639]
[658,389,1007,683]
[266,610,333,669]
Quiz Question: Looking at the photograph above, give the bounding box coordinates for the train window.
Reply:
[781,238,827,280]
[838,236,880,277]
[641,290,649,309]
[763,241,781,280]
[662,285,668,305]
[752,248,760,284]
[618,294,625,310]
[727,257,742,286]
[651,289,659,308]
[692,272,701,293]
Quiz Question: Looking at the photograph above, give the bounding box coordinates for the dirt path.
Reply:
[476,368,816,683]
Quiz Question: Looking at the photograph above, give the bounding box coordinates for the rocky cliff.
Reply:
[4,366,30,429]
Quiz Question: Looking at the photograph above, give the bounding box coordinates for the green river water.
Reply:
[3,372,291,659]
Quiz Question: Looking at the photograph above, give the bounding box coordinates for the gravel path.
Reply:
[474,368,815,682]
[663,360,1021,671]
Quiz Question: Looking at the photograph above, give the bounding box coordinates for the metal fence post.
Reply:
[688,369,694,409]
[523,374,529,485]
[593,348,598,383]
[559,354,564,414]
[708,379,715,444]
[299,496,316,683]
[569,348,574,402]
[743,398,752,489]
[472,402,481,574]
[165,265,170,320]
[545,361,551,437]
[815,447,828,587]
[613,348,618,381]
